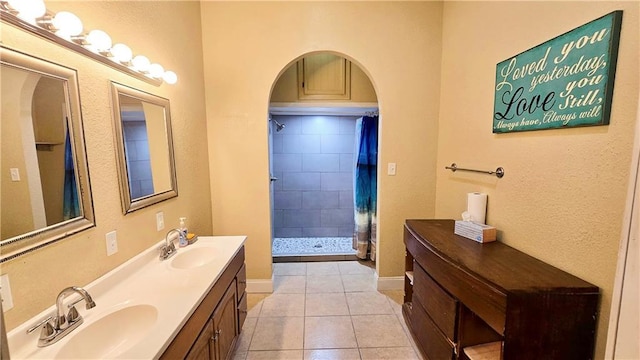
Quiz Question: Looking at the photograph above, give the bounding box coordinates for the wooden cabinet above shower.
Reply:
[297,53,351,100]
[270,52,377,104]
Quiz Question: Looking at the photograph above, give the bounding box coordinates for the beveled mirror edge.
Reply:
[0,45,96,263]
[110,81,178,215]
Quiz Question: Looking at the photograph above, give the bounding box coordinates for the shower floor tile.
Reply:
[272,237,356,257]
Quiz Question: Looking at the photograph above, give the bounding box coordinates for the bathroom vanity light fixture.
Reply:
[6,0,45,24]
[0,0,178,86]
[50,11,83,39]
[84,29,112,53]
[132,55,150,72]
[111,43,133,63]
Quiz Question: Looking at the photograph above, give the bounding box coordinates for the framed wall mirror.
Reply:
[110,82,177,214]
[0,46,95,262]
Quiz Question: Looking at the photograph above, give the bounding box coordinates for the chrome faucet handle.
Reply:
[66,295,96,310]
[67,306,80,323]
[26,316,56,343]
[159,244,176,260]
[67,297,84,309]
[40,322,55,341]
[26,316,53,334]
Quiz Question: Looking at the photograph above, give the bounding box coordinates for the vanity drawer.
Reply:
[412,296,456,360]
[236,263,247,300]
[413,262,458,341]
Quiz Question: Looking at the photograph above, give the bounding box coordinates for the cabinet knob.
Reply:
[239,280,247,284]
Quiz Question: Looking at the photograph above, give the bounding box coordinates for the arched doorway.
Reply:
[267,51,380,264]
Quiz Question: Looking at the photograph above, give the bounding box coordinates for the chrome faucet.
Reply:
[26,286,96,347]
[160,229,180,260]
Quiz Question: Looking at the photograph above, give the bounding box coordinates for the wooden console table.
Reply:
[403,219,599,360]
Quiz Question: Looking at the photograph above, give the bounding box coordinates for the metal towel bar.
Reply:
[445,163,505,178]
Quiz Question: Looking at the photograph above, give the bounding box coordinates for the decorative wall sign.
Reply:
[493,11,623,133]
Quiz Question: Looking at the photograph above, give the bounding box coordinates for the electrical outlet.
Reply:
[387,162,397,176]
[156,211,165,231]
[0,274,14,311]
[106,231,118,256]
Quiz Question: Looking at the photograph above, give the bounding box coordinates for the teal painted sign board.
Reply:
[493,11,623,133]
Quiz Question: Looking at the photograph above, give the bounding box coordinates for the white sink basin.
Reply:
[171,247,217,269]
[55,304,158,359]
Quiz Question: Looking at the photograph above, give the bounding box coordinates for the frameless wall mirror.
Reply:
[0,46,95,262]
[110,82,177,214]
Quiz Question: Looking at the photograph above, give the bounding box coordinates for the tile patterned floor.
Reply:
[232,261,424,360]
[272,238,356,257]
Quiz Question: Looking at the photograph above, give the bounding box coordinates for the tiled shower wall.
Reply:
[123,122,154,199]
[272,115,358,238]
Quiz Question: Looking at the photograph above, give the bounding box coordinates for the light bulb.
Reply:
[149,63,164,78]
[163,71,178,85]
[86,30,112,52]
[8,0,46,24]
[132,55,150,72]
[111,43,133,63]
[52,11,83,39]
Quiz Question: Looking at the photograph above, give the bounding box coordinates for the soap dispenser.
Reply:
[178,217,188,247]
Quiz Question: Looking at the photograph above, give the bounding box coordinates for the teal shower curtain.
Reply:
[63,127,80,219]
[353,115,378,260]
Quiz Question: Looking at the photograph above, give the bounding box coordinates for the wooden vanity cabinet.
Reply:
[161,247,246,360]
[403,220,599,360]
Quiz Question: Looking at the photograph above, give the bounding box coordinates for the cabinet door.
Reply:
[297,53,351,100]
[213,282,238,360]
[238,292,248,333]
[186,319,214,360]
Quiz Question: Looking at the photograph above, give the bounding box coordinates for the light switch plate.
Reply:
[0,274,14,311]
[156,211,165,231]
[10,168,20,181]
[387,162,397,176]
[106,231,118,256]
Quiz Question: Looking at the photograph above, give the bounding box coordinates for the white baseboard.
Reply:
[246,278,274,293]
[375,274,404,291]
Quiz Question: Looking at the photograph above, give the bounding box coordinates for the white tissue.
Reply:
[467,192,487,224]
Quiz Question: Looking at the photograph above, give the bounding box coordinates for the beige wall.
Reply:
[436,2,639,358]
[200,1,443,281]
[0,1,211,330]
[1,69,38,239]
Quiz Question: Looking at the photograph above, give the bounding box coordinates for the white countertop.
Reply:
[7,235,246,359]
